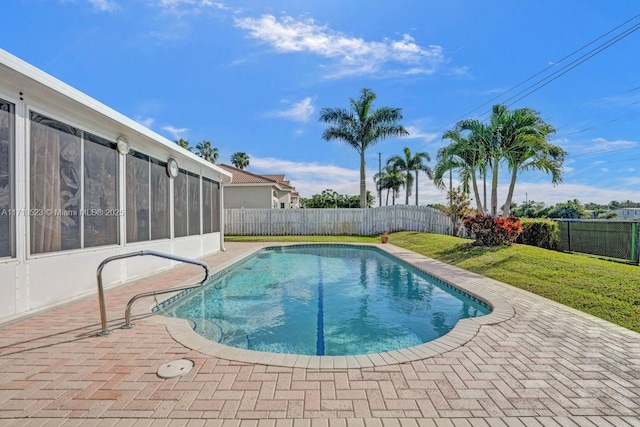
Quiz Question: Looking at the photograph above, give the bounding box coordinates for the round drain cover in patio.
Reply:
[157,359,194,378]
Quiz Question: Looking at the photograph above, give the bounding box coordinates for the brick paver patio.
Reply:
[1,242,639,426]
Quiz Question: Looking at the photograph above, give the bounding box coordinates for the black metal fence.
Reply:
[556,220,639,264]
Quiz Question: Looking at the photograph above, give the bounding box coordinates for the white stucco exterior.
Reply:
[223,185,274,209]
[0,49,231,324]
[218,164,300,209]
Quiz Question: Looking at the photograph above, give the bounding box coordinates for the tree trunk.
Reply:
[360,150,367,208]
[405,172,410,205]
[483,170,487,213]
[491,161,499,217]
[471,172,483,214]
[502,168,518,217]
[385,188,390,206]
[415,170,419,205]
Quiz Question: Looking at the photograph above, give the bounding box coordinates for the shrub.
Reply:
[516,218,559,249]
[445,187,473,237]
[463,214,523,246]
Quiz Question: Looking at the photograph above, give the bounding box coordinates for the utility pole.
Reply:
[378,152,382,207]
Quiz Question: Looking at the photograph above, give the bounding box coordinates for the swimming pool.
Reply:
[156,245,491,356]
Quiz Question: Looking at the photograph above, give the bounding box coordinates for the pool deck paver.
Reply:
[0,241,639,425]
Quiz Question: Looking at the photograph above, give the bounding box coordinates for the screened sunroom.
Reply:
[0,49,231,324]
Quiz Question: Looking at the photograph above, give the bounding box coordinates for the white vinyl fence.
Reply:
[224,205,453,236]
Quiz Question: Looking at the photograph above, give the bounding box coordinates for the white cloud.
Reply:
[157,0,234,15]
[598,91,640,108]
[589,137,638,152]
[507,181,640,206]
[449,66,472,78]
[162,125,188,139]
[270,97,315,123]
[422,178,639,208]
[250,156,450,206]
[403,126,438,144]
[621,176,640,186]
[480,88,507,96]
[566,137,638,155]
[234,14,445,78]
[135,116,155,128]
[245,156,640,207]
[144,21,191,43]
[250,156,363,197]
[88,0,119,12]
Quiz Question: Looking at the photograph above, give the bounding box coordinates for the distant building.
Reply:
[218,164,300,209]
[611,208,640,220]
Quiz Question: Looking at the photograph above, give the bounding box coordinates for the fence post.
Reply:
[632,221,638,264]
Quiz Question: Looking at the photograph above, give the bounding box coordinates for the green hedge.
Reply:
[516,218,559,250]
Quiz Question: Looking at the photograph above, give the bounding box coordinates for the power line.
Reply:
[546,83,640,135]
[563,110,640,136]
[503,21,640,108]
[433,11,640,133]
[592,155,640,164]
[472,20,640,122]
[568,145,637,159]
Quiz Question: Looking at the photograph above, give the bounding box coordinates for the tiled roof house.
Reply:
[218,164,300,209]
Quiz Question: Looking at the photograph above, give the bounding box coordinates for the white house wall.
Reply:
[223,186,272,209]
[0,50,229,324]
[277,192,292,209]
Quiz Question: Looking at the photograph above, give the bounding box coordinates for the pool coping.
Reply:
[146,243,515,369]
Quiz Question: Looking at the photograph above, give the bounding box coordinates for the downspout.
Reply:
[220,183,226,252]
[219,173,231,252]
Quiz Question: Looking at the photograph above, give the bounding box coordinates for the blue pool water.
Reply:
[157,245,491,356]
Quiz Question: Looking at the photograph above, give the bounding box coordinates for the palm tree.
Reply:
[450,104,563,217]
[195,141,218,164]
[373,171,387,206]
[434,129,487,214]
[319,88,409,208]
[500,109,565,217]
[230,152,250,169]
[455,116,497,215]
[175,138,193,152]
[386,147,433,205]
[374,164,406,206]
[387,167,405,206]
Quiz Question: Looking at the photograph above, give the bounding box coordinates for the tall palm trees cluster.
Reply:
[374,147,432,206]
[175,138,251,170]
[319,88,409,208]
[230,152,250,169]
[174,138,219,164]
[174,90,565,216]
[434,104,565,217]
[320,89,565,215]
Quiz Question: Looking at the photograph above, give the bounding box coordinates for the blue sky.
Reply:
[3,0,640,206]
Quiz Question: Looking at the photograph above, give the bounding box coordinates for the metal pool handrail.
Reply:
[96,250,210,336]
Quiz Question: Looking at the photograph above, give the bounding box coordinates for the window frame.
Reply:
[125,149,171,244]
[173,168,202,238]
[202,176,221,234]
[0,97,15,259]
[27,109,121,258]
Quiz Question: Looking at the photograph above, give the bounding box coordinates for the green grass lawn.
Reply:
[226,232,640,332]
